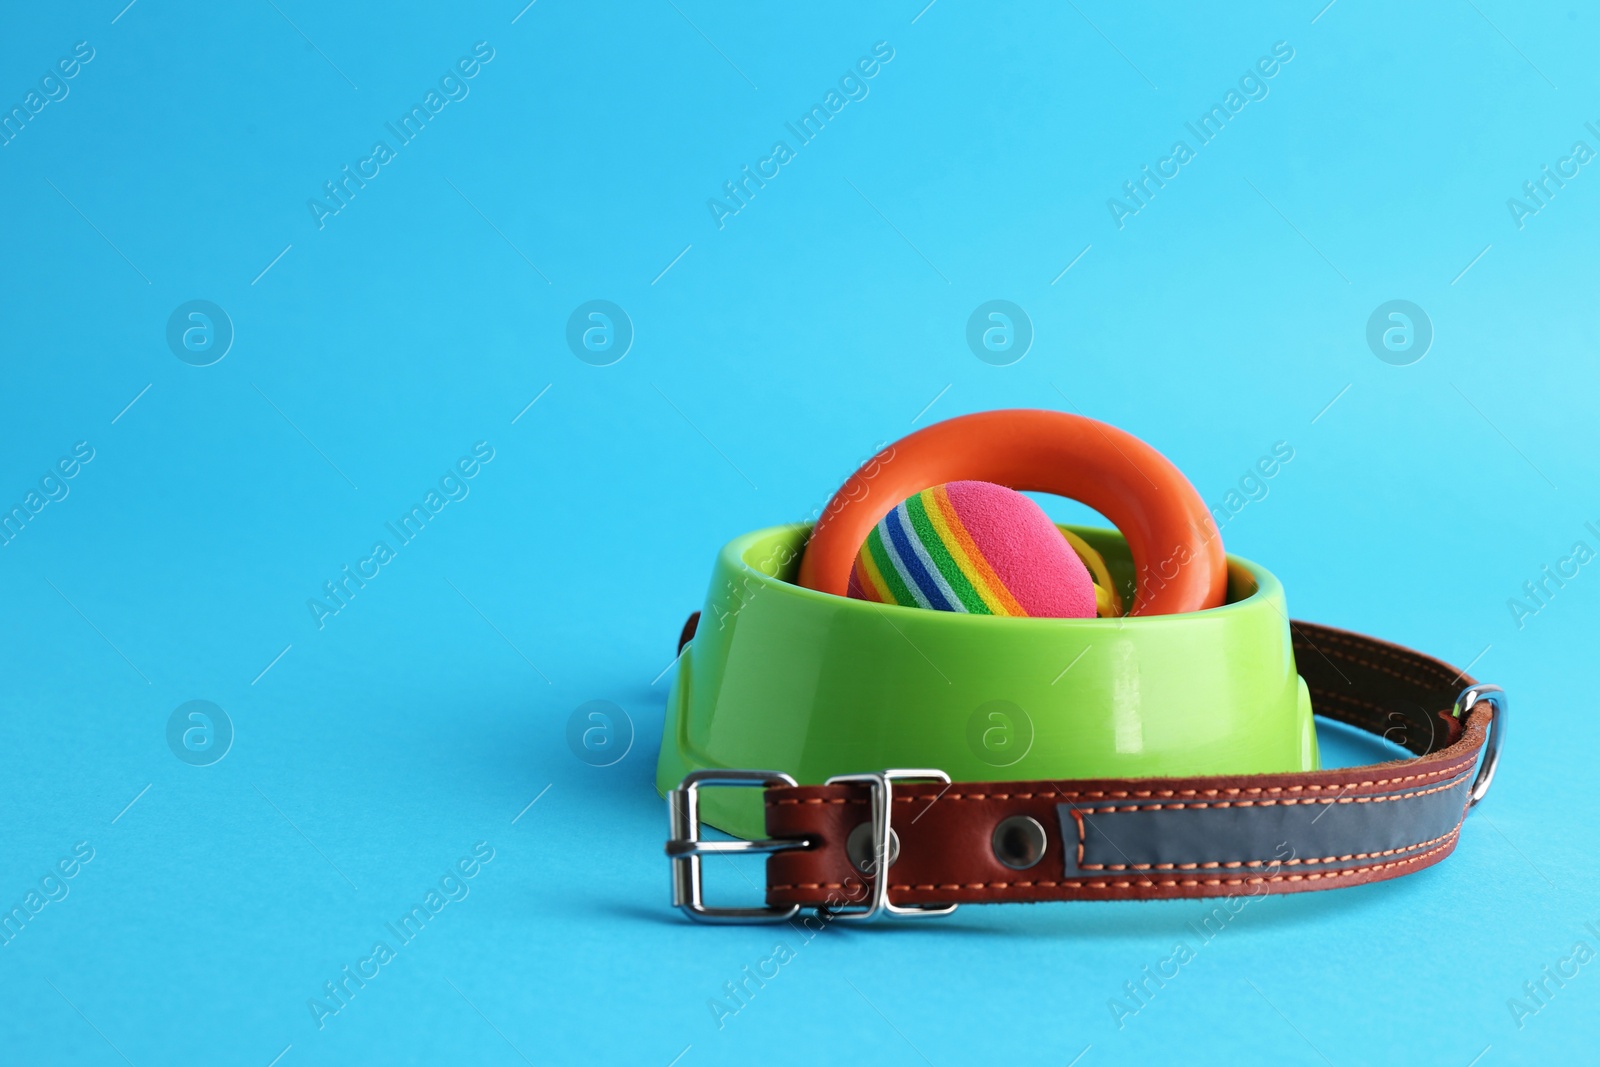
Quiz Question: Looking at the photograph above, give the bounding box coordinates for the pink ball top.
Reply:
[847,480,1097,619]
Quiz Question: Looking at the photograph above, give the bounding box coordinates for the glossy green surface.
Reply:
[657,524,1317,839]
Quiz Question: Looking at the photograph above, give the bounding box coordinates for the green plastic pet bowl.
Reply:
[656,523,1316,839]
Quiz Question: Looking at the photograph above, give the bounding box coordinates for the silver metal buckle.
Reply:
[1454,683,1507,808]
[821,769,958,922]
[665,769,814,924]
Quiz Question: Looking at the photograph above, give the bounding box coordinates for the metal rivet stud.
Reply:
[846,822,901,874]
[992,815,1048,870]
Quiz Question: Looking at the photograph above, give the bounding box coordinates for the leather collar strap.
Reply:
[667,623,1506,921]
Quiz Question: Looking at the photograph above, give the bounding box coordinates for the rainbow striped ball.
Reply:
[847,481,1096,618]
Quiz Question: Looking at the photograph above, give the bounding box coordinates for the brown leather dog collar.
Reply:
[665,622,1505,922]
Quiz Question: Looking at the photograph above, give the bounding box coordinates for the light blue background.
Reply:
[2,1,1596,1064]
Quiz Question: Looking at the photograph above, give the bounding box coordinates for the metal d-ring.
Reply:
[1454,683,1507,808]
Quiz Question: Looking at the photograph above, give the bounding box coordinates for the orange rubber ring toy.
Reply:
[797,410,1227,616]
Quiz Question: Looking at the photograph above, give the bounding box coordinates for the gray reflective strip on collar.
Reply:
[1055,769,1473,879]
